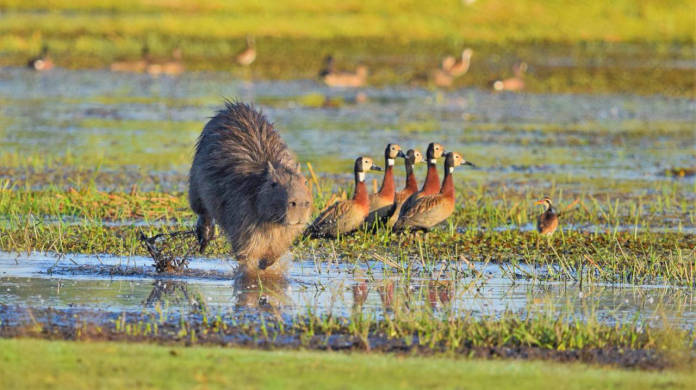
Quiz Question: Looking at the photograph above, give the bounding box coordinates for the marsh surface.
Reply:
[0,67,693,362]
[1,252,694,329]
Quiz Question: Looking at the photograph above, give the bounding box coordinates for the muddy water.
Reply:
[1,252,693,329]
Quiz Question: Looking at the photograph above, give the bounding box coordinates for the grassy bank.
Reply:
[0,1,693,94]
[1,338,694,389]
[2,1,692,43]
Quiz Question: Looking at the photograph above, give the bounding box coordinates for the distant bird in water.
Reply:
[146,48,184,76]
[319,55,368,88]
[535,197,559,236]
[235,36,256,66]
[433,48,473,87]
[444,48,473,77]
[27,45,53,71]
[110,45,151,73]
[493,62,527,92]
[432,65,455,87]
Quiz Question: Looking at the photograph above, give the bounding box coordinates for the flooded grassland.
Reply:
[0,63,694,370]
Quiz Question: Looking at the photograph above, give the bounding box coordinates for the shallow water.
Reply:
[0,67,694,335]
[0,67,694,189]
[1,252,693,329]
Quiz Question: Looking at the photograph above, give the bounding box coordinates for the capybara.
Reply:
[188,101,312,278]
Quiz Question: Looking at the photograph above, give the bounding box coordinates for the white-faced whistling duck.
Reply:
[447,48,473,77]
[393,152,474,232]
[305,157,381,238]
[399,142,446,216]
[146,48,184,76]
[493,62,527,92]
[235,36,256,66]
[27,45,53,71]
[535,197,559,236]
[110,45,150,73]
[320,55,368,88]
[364,144,405,228]
[384,148,424,228]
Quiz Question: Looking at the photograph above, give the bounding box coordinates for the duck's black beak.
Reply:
[464,161,476,167]
[371,164,382,171]
[397,150,406,158]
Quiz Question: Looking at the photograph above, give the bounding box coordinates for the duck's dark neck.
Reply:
[353,172,369,207]
[440,165,455,198]
[421,161,440,194]
[378,159,395,197]
[404,160,418,192]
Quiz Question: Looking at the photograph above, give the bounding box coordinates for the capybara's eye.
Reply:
[271,182,278,187]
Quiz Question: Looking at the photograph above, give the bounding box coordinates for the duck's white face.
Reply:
[387,144,402,160]
[412,150,424,164]
[355,157,380,181]
[359,157,373,172]
[432,143,445,159]
[447,152,463,173]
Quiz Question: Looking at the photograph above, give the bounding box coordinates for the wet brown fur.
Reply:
[188,101,312,278]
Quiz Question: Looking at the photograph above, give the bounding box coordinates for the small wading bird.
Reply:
[146,48,184,76]
[384,149,424,228]
[364,144,405,228]
[305,157,381,238]
[394,152,475,232]
[493,62,527,92]
[27,45,54,71]
[319,55,368,88]
[535,197,559,236]
[235,36,256,66]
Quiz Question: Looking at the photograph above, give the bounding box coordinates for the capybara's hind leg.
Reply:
[195,214,214,253]
[189,184,214,253]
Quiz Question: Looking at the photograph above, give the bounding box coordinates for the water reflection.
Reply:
[0,252,693,329]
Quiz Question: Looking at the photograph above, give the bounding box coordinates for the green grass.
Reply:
[0,0,693,94]
[1,0,692,43]
[0,176,693,285]
[0,338,693,389]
